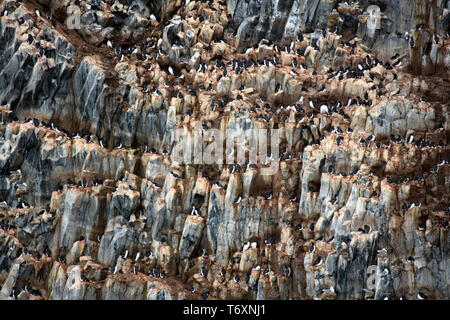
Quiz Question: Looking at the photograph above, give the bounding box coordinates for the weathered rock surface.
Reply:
[230,0,450,76]
[0,0,448,300]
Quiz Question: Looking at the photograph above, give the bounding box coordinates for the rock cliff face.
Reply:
[0,0,448,300]
[231,0,450,75]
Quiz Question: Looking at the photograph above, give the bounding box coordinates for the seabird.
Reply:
[190,206,199,216]
[24,283,32,294]
[393,59,402,67]
[197,248,206,257]
[320,104,329,114]
[170,171,180,179]
[43,246,52,257]
[417,292,426,300]
[433,33,440,44]
[313,256,323,266]
[275,83,281,92]
[252,265,261,271]
[58,254,66,263]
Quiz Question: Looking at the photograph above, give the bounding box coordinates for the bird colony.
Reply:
[0,0,449,300]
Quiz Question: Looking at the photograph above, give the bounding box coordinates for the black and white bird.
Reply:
[313,256,323,266]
